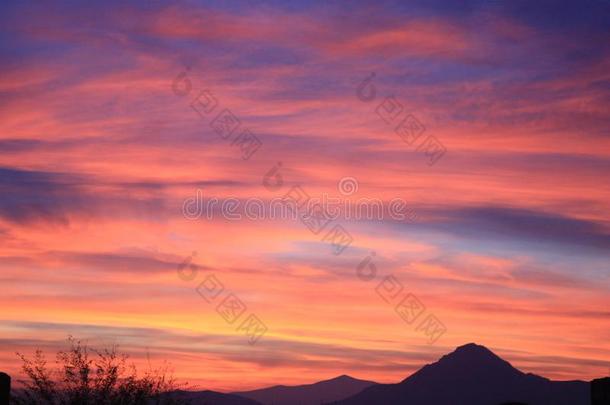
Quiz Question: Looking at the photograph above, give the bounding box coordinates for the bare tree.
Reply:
[14,336,189,405]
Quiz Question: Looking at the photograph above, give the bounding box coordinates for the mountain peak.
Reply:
[334,343,589,405]
[417,342,522,380]
[234,374,377,405]
[332,374,355,381]
[443,342,502,361]
[453,342,495,356]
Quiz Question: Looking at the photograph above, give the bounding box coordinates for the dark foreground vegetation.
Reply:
[11,336,188,405]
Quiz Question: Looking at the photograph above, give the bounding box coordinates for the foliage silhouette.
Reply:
[14,336,189,405]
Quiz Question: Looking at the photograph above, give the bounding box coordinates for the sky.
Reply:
[1,0,610,392]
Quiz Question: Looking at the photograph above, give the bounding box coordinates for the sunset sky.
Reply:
[1,0,610,392]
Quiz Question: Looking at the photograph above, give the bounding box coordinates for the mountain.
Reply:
[232,375,377,405]
[169,389,263,405]
[329,343,589,405]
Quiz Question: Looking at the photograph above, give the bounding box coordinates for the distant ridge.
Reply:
[170,389,263,404]
[233,374,377,405]
[172,343,595,405]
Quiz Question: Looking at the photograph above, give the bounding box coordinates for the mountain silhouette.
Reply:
[328,343,589,405]
[232,374,377,405]
[169,389,263,404]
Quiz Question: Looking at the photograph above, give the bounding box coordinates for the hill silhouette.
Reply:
[232,374,377,405]
[328,343,589,405]
[170,389,263,404]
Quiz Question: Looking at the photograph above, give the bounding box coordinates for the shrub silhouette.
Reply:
[14,336,188,405]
